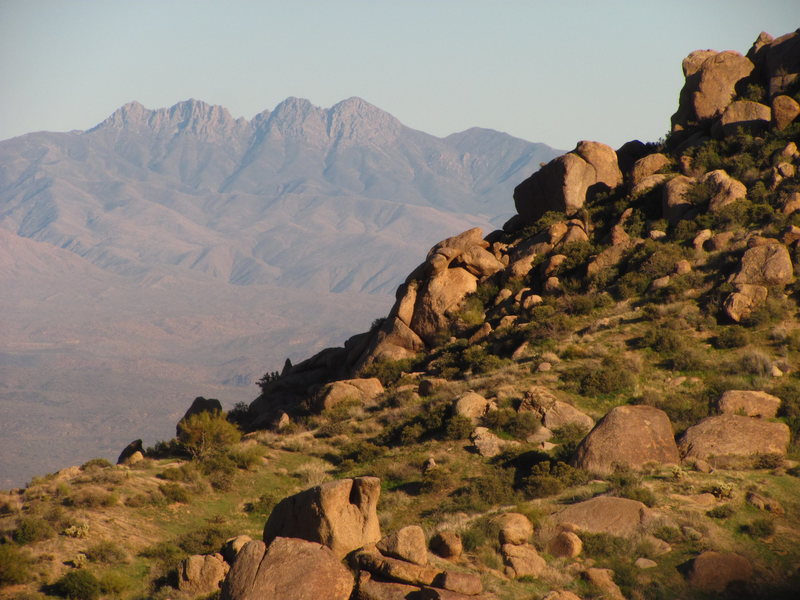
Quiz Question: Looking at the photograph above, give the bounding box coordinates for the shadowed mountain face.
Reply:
[0,97,559,487]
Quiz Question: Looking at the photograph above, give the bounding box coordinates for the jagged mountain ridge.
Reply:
[0,97,559,294]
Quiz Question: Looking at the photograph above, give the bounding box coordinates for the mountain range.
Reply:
[0,97,559,487]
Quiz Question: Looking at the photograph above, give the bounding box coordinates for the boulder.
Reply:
[772,94,800,130]
[221,538,353,600]
[746,491,784,514]
[453,392,492,422]
[574,140,623,190]
[572,405,680,475]
[470,427,503,458]
[456,246,505,278]
[717,100,770,137]
[178,553,229,596]
[763,30,800,97]
[411,267,478,345]
[553,496,654,537]
[632,173,670,197]
[263,477,381,558]
[117,439,144,465]
[547,531,583,558]
[723,283,768,322]
[584,568,625,600]
[662,175,696,223]
[377,525,428,566]
[432,571,483,595]
[587,244,628,277]
[686,551,753,592]
[782,191,800,214]
[222,535,253,564]
[315,378,384,411]
[693,51,755,121]
[731,242,794,287]
[616,140,651,174]
[177,396,222,434]
[718,390,781,418]
[492,512,533,545]
[630,153,671,189]
[353,548,442,586]
[356,574,420,600]
[678,415,790,464]
[702,170,747,212]
[513,152,597,225]
[430,531,462,560]
[501,543,547,578]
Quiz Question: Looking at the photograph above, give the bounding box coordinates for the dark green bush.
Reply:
[713,326,750,349]
[576,355,636,396]
[0,543,35,584]
[520,461,588,499]
[361,358,417,387]
[139,541,183,567]
[63,487,118,508]
[706,504,735,519]
[52,569,102,600]
[741,518,775,538]
[158,483,190,504]
[243,491,282,516]
[177,411,241,459]
[339,440,385,463]
[581,532,634,559]
[80,458,113,471]
[446,469,517,512]
[13,516,56,543]
[157,462,201,483]
[483,409,541,440]
[85,540,127,564]
[177,524,234,555]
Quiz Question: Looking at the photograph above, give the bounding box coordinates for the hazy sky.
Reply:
[1,1,798,149]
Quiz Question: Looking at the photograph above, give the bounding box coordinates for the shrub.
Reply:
[243,491,282,516]
[158,483,191,504]
[99,571,131,596]
[177,524,234,555]
[139,542,183,567]
[741,518,775,538]
[339,440,385,463]
[85,540,127,564]
[446,469,517,512]
[229,445,265,470]
[520,461,588,499]
[576,355,636,396]
[158,462,201,483]
[361,358,417,387]
[14,516,56,543]
[419,468,450,494]
[177,411,241,458]
[706,504,735,519]
[581,532,634,559]
[0,544,35,585]
[52,569,102,600]
[64,487,118,508]
[736,350,773,376]
[713,326,750,349]
[80,458,113,471]
[483,409,541,440]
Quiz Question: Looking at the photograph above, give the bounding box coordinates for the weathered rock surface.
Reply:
[703,170,747,212]
[222,538,353,600]
[572,405,680,475]
[718,390,781,418]
[117,439,144,465]
[178,553,229,596]
[430,531,463,560]
[454,392,492,422]
[662,175,695,223]
[263,477,381,558]
[547,531,583,558]
[693,51,755,121]
[315,378,384,410]
[492,512,533,545]
[356,574,420,600]
[470,427,504,458]
[717,100,770,137]
[686,551,753,592]
[723,283,768,322]
[411,267,477,345]
[574,140,623,190]
[501,543,547,578]
[762,30,800,97]
[772,94,800,130]
[553,496,654,537]
[353,548,442,586]
[678,415,790,463]
[584,568,625,600]
[222,535,253,564]
[732,242,794,286]
[630,153,670,189]
[432,571,483,595]
[377,525,428,566]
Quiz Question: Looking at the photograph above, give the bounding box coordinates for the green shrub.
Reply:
[419,468,450,494]
[520,461,588,499]
[229,445,265,470]
[64,487,118,508]
[576,355,636,396]
[706,504,735,519]
[158,483,191,504]
[177,524,234,555]
[14,516,56,543]
[80,458,113,471]
[158,462,201,482]
[483,409,541,440]
[139,542,183,567]
[736,349,773,376]
[177,411,241,458]
[99,571,131,596]
[581,532,634,559]
[446,469,517,512]
[52,569,102,600]
[339,440,385,463]
[361,358,417,387]
[443,415,474,440]
[85,540,127,564]
[243,491,282,516]
[0,544,35,584]
[713,326,750,349]
[741,518,775,538]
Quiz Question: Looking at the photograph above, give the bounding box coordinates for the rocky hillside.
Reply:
[2,29,800,600]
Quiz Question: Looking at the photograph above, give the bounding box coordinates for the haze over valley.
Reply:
[0,97,559,487]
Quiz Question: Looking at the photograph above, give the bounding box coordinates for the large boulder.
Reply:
[117,439,144,465]
[453,392,492,422]
[377,525,428,566]
[352,548,442,586]
[629,153,671,190]
[501,543,547,578]
[314,378,384,411]
[514,152,597,225]
[763,30,800,97]
[221,538,353,600]
[731,242,794,287]
[662,175,696,223]
[718,390,781,418]
[678,415,790,464]
[574,140,623,190]
[686,551,753,592]
[520,387,594,432]
[717,100,771,137]
[429,531,462,560]
[553,496,654,537]
[492,512,533,545]
[772,94,800,130]
[410,267,478,345]
[178,553,229,596]
[572,405,680,475]
[263,477,381,558]
[693,51,755,121]
[702,170,747,212]
[723,283,768,322]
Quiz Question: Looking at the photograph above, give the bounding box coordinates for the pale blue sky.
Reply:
[1,1,798,148]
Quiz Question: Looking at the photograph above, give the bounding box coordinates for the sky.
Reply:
[1,1,799,149]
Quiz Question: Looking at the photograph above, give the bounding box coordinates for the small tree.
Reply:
[177,411,241,458]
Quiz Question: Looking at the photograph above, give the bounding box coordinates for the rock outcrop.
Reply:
[178,553,229,596]
[553,496,654,537]
[678,415,790,464]
[221,538,353,600]
[377,525,428,566]
[686,551,753,592]
[572,405,680,475]
[313,378,384,411]
[263,477,381,558]
[718,390,781,418]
